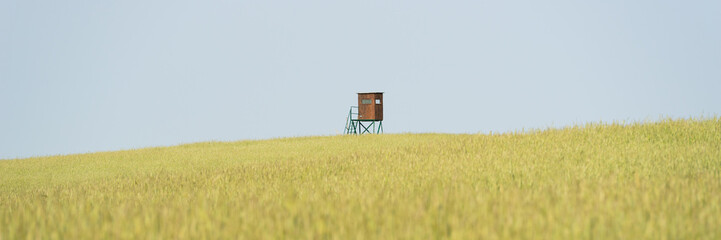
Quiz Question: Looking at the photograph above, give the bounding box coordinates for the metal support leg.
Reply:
[344,106,384,135]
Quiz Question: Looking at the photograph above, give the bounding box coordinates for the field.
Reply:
[1,118,720,239]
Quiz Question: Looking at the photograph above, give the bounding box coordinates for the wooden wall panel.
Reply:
[357,92,383,120]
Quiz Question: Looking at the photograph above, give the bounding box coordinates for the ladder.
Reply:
[344,106,359,134]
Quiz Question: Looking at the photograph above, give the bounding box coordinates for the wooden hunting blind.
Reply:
[357,92,383,121]
[344,92,384,134]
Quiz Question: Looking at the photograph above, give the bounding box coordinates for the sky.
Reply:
[1,0,720,159]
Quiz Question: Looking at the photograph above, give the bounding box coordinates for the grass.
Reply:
[1,118,720,239]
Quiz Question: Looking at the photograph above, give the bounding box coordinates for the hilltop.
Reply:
[1,118,720,239]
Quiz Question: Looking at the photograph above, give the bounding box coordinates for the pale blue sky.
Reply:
[1,0,720,159]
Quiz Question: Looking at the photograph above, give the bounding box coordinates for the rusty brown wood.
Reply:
[357,92,383,121]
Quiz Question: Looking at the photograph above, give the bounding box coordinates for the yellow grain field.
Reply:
[1,118,720,239]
